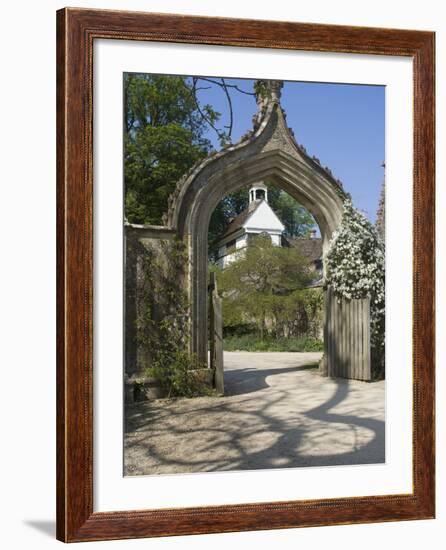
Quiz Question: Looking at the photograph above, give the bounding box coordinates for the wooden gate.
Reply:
[209,272,224,394]
[323,286,371,381]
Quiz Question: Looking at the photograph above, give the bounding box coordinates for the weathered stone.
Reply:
[164,97,346,363]
[124,227,178,377]
[125,80,371,381]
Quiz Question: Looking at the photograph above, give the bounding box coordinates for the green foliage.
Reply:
[326,199,385,378]
[124,74,315,246]
[137,238,211,397]
[271,288,324,340]
[215,235,322,340]
[208,188,249,248]
[133,380,148,402]
[124,74,219,224]
[253,80,269,102]
[223,334,323,352]
[146,351,213,398]
[268,189,316,237]
[137,238,188,357]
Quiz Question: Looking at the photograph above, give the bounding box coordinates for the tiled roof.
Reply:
[287,237,323,262]
[221,200,262,239]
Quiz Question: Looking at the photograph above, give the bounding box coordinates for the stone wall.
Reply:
[124,225,179,378]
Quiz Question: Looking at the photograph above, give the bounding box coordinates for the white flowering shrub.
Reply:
[325,199,385,378]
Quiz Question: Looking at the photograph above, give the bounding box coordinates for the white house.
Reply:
[216,182,285,268]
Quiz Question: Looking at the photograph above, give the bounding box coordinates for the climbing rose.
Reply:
[325,199,385,377]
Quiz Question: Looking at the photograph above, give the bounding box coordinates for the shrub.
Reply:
[223,334,323,352]
[213,236,323,341]
[138,238,213,397]
[146,351,213,398]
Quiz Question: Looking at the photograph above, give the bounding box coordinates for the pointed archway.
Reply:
[166,81,347,363]
[126,80,373,382]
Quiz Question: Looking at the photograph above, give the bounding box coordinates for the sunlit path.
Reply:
[124,352,385,476]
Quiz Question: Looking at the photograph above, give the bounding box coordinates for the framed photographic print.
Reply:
[56,7,435,542]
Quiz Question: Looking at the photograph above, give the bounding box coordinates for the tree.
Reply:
[124,74,220,224]
[268,187,316,237]
[215,235,316,339]
[124,74,316,241]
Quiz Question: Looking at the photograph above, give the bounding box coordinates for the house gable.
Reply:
[243,200,285,234]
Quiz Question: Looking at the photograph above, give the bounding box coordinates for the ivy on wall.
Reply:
[138,238,189,357]
[325,199,385,378]
[136,238,210,397]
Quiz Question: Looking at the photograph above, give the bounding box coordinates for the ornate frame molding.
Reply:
[57,8,435,542]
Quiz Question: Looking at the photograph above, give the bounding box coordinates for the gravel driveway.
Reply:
[124,352,385,476]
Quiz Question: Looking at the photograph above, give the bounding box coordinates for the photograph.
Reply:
[123,74,386,476]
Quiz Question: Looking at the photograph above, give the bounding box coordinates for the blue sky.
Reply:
[195,78,385,223]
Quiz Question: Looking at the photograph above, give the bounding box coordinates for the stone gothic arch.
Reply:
[165,81,347,363]
[126,80,373,382]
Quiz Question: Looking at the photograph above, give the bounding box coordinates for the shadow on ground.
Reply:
[124,353,384,475]
[224,364,318,396]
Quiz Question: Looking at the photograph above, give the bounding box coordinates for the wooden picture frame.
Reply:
[56,7,435,542]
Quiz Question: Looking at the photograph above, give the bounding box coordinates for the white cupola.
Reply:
[249,182,268,205]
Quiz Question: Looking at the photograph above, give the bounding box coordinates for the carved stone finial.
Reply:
[269,80,283,102]
[254,80,283,109]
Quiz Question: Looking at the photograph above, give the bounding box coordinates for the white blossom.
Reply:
[326,199,385,375]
